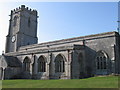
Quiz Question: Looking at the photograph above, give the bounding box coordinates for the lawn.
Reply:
[2,76,119,88]
[0,80,1,89]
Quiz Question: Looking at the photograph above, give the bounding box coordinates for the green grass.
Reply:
[2,76,118,88]
[0,80,2,89]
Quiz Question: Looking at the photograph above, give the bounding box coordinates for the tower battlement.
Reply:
[11,5,37,16]
[6,5,38,53]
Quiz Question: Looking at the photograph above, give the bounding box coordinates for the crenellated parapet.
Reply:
[6,5,38,53]
[11,5,37,16]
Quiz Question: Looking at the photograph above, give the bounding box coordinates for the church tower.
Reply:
[5,5,38,53]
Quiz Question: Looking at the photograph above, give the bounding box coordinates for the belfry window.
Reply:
[28,17,31,27]
[55,54,65,73]
[96,51,107,70]
[38,56,46,72]
[13,16,18,26]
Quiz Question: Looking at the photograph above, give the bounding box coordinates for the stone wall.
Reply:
[4,31,120,79]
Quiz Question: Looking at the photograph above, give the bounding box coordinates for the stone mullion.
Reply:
[43,61,44,72]
[61,61,62,72]
[100,57,102,70]
[63,61,65,72]
[42,61,43,72]
[96,57,99,70]
[58,61,60,72]
[58,61,59,72]
[104,57,107,69]
[28,63,30,71]
[40,62,41,72]
[43,61,45,72]
[62,61,64,72]
[103,57,106,69]
[61,60,63,72]
[44,61,45,72]
[40,61,41,72]
[38,61,39,72]
[24,63,25,71]
[60,61,62,72]
[42,62,43,72]
[99,57,101,70]
[59,61,61,72]
[44,61,46,72]
[41,62,42,72]
[102,57,104,70]
[26,63,28,71]
[55,61,59,72]
[98,57,99,69]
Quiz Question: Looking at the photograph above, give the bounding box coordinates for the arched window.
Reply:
[28,17,31,27]
[96,51,108,70]
[23,57,31,72]
[55,54,65,73]
[38,56,46,72]
[13,16,18,26]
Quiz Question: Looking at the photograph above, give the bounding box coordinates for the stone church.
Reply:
[0,5,120,80]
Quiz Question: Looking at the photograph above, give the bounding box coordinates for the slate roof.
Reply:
[3,55,22,67]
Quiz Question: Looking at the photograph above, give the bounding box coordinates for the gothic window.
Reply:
[28,17,31,27]
[96,51,108,70]
[13,16,18,26]
[55,54,65,73]
[23,57,31,72]
[38,56,46,72]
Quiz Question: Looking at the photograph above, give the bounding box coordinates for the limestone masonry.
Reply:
[0,5,120,80]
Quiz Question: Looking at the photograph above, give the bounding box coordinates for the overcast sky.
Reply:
[0,1,118,55]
